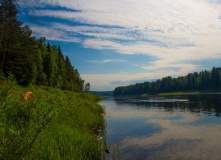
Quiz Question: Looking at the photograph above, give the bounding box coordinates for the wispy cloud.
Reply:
[28,24,81,42]
[19,0,221,90]
[88,59,127,63]
[24,0,221,54]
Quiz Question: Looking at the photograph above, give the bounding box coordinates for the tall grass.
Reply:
[0,77,105,159]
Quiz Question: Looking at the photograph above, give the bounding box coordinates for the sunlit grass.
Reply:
[0,78,105,159]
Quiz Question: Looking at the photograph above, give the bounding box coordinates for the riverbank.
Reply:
[0,79,106,159]
[158,89,221,96]
[158,91,200,95]
[136,90,221,97]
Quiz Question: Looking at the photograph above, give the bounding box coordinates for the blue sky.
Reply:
[18,0,221,91]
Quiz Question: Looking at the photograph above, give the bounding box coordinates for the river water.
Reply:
[100,93,221,160]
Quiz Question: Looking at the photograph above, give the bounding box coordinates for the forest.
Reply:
[114,67,221,96]
[0,1,106,159]
[0,0,84,92]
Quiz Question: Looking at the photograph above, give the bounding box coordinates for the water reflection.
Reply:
[114,94,221,117]
[100,94,221,160]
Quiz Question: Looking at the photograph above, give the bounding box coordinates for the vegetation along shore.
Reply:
[114,67,221,96]
[0,77,106,159]
[0,0,106,159]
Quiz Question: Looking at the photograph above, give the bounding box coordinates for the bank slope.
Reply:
[0,80,105,160]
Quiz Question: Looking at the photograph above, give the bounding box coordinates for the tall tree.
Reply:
[75,69,84,92]
[0,1,85,91]
[0,0,21,71]
[211,67,220,88]
[0,0,37,85]
[55,45,66,88]
[43,51,56,86]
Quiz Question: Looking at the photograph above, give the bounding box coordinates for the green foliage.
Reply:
[0,1,101,159]
[84,83,91,92]
[35,39,84,92]
[114,67,221,96]
[0,80,105,159]
[0,0,85,92]
[0,0,38,85]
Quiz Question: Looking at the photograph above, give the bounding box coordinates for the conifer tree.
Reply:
[0,0,21,69]
[0,0,37,85]
[64,56,74,90]
[56,46,66,88]
[0,1,85,91]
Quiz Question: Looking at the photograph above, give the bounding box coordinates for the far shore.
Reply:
[141,90,221,96]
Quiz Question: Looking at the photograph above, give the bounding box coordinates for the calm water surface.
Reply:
[100,94,221,160]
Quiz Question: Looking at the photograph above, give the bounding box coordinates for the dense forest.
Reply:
[114,67,221,96]
[0,0,84,92]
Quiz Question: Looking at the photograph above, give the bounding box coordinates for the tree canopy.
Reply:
[114,67,221,96]
[84,83,90,92]
[0,0,84,92]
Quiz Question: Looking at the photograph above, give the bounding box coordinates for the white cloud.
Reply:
[81,65,200,91]
[25,0,221,32]
[52,24,136,40]
[88,59,127,63]
[28,24,81,42]
[19,0,221,90]
[23,0,221,54]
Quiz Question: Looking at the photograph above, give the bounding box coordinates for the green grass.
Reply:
[0,78,106,160]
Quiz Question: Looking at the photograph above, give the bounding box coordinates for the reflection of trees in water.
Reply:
[114,94,221,117]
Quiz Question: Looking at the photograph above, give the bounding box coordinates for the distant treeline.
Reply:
[114,67,221,96]
[0,0,84,92]
[89,91,113,97]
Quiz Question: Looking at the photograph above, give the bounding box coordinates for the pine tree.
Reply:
[64,56,74,90]
[75,69,84,92]
[0,0,22,71]
[0,1,85,90]
[56,46,66,88]
[36,49,47,85]
[0,0,37,85]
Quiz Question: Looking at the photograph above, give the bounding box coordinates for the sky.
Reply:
[17,0,221,91]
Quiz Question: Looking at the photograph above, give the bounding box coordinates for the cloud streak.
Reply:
[28,24,81,42]
[88,59,127,63]
[19,0,221,90]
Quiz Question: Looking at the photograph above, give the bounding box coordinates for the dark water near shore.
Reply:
[100,93,221,160]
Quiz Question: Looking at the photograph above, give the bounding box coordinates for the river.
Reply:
[100,93,221,160]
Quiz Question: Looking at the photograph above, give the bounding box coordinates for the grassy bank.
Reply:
[158,91,200,96]
[0,78,105,160]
